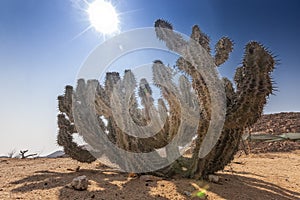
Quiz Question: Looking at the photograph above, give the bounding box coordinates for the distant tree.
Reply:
[19,150,37,159]
[7,149,16,158]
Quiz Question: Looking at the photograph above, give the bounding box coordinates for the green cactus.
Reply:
[57,19,276,179]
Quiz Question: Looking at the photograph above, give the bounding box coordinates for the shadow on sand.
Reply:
[208,172,300,200]
[10,166,300,200]
[10,166,169,200]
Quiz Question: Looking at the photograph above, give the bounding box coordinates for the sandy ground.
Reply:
[0,150,299,200]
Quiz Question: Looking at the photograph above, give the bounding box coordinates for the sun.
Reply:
[87,0,120,35]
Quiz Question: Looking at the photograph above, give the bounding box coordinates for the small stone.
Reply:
[208,174,220,183]
[128,172,137,178]
[183,191,191,196]
[70,175,89,191]
[139,175,162,182]
[75,166,80,172]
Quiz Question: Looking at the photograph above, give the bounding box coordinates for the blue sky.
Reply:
[0,0,299,156]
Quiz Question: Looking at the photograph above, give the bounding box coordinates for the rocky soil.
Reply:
[250,112,300,134]
[246,112,300,153]
[0,151,300,200]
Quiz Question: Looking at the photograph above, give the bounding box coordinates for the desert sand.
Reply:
[0,150,299,200]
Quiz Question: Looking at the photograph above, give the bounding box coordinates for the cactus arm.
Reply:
[226,42,276,129]
[57,85,96,163]
[198,42,276,176]
[191,25,211,54]
[214,37,234,66]
[139,78,154,122]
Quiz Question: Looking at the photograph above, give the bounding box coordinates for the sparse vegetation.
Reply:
[19,150,37,159]
[7,149,16,158]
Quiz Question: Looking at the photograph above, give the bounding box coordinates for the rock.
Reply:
[139,175,162,182]
[75,166,81,172]
[208,174,220,183]
[70,175,89,191]
[128,172,138,178]
[183,191,191,197]
[67,166,80,172]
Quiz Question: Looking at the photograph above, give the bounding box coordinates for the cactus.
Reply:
[57,19,276,179]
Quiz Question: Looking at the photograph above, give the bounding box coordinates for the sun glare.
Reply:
[87,0,119,35]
